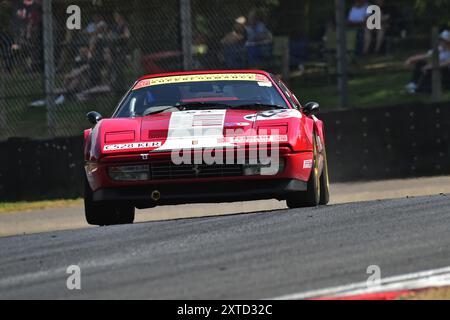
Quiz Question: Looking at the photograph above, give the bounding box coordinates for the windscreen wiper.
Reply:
[176,102,230,109]
[143,102,282,116]
[229,103,286,110]
[143,105,184,116]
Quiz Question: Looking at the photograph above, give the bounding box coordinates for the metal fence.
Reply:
[0,0,450,140]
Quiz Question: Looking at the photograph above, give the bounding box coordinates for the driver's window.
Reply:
[276,79,298,108]
[291,94,302,109]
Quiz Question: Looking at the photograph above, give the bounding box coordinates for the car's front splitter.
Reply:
[92,178,307,207]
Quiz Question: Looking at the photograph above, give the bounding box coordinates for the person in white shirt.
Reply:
[404,30,450,93]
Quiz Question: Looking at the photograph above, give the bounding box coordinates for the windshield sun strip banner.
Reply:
[133,73,270,90]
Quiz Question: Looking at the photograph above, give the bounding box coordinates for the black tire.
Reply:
[84,176,135,226]
[286,133,321,208]
[319,146,330,205]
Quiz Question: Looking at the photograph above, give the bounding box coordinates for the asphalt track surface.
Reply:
[0,194,449,299]
[3,176,450,237]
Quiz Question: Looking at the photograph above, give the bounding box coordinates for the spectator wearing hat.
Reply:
[404,30,450,94]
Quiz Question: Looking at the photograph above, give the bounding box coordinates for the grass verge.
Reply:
[400,286,450,300]
[0,199,82,214]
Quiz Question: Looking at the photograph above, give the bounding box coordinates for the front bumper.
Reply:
[86,149,313,207]
[92,178,307,207]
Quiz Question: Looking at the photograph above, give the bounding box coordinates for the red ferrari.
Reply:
[84,70,329,225]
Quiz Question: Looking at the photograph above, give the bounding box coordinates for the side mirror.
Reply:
[303,102,320,116]
[87,111,103,125]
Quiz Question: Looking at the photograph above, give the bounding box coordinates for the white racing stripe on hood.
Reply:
[154,109,233,151]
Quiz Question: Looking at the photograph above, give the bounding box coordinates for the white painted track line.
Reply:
[270,266,450,300]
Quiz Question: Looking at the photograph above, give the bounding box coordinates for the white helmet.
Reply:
[439,30,450,42]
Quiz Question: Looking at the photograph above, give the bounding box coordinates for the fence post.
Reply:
[180,0,193,71]
[281,37,290,84]
[431,26,442,103]
[335,0,349,109]
[42,0,56,138]
[0,57,5,139]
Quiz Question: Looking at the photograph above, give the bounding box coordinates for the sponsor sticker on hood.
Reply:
[244,109,302,121]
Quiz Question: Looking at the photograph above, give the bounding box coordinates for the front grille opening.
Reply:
[150,163,244,180]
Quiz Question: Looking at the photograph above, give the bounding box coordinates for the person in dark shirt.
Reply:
[17,0,42,71]
[221,16,247,69]
[364,0,398,55]
[111,12,131,42]
[245,9,273,68]
[88,21,109,85]
[0,31,17,72]
[110,12,131,92]
[29,43,91,107]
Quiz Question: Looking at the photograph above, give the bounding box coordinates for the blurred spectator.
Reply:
[53,12,132,103]
[404,30,450,94]
[76,20,117,101]
[347,0,369,56]
[30,44,91,106]
[348,0,369,26]
[88,21,109,86]
[0,30,18,72]
[245,8,273,68]
[16,0,42,72]
[0,0,19,72]
[58,14,105,73]
[57,28,82,72]
[111,12,131,41]
[363,0,398,55]
[110,12,131,92]
[221,16,246,69]
[53,44,91,104]
[84,14,106,37]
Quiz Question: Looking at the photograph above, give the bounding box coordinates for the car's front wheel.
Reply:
[84,176,135,226]
[319,145,330,205]
[286,133,321,209]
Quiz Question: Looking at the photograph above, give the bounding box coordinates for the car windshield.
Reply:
[114,73,289,118]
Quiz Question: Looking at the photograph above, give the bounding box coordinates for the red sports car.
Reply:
[83,70,329,225]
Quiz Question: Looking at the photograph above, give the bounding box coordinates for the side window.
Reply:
[291,94,302,109]
[274,78,298,109]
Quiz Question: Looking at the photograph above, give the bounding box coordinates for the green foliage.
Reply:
[415,0,450,12]
[414,0,450,28]
[0,0,14,33]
